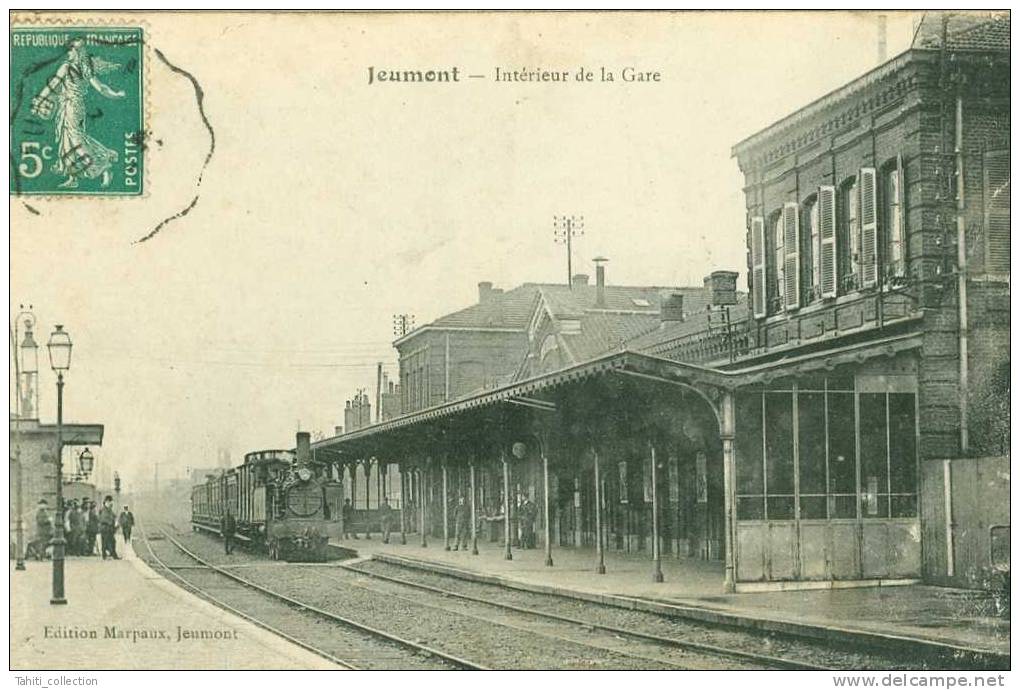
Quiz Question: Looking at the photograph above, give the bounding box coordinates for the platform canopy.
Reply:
[310,331,921,461]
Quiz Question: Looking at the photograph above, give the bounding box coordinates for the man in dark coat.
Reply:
[67,499,84,555]
[85,501,99,556]
[98,496,119,559]
[118,506,135,544]
[379,498,393,544]
[341,498,357,540]
[519,497,538,549]
[30,499,52,560]
[452,496,470,551]
[220,510,237,555]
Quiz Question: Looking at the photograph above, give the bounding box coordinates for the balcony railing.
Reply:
[648,277,921,366]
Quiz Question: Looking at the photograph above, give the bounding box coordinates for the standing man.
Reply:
[519,497,538,549]
[341,498,357,540]
[30,499,52,560]
[67,499,84,556]
[118,505,135,545]
[220,509,236,555]
[452,496,470,551]
[98,495,119,559]
[85,501,99,556]
[379,498,393,544]
[79,501,91,554]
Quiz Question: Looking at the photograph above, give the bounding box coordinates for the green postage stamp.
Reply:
[10,26,144,196]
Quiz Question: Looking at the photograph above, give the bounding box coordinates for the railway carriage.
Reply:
[191,433,342,561]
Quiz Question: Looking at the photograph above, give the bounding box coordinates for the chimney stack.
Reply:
[335,426,343,436]
[703,270,739,305]
[593,256,609,307]
[478,281,494,303]
[296,431,311,464]
[571,273,589,289]
[661,293,685,325]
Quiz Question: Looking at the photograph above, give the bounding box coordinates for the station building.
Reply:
[313,12,1009,592]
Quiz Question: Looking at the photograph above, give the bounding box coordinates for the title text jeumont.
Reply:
[44,625,238,643]
[367,66,661,84]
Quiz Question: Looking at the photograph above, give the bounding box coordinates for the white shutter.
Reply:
[818,185,837,298]
[984,150,1010,275]
[782,202,801,309]
[750,216,766,318]
[859,167,878,287]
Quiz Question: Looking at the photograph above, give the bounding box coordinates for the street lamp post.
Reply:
[11,306,37,571]
[47,324,72,606]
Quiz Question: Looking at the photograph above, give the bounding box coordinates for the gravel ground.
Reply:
[164,528,715,669]
[153,526,945,670]
[345,559,935,670]
[138,530,459,670]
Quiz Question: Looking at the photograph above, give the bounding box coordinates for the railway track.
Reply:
[137,524,485,670]
[338,559,940,670]
[165,528,765,668]
[329,560,829,670]
[151,527,980,670]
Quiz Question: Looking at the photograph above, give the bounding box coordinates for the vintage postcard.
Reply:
[8,9,1010,680]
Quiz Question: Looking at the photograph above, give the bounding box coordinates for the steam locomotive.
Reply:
[191,432,343,561]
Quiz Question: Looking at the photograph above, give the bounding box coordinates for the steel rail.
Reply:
[154,527,488,670]
[301,563,698,670]
[337,561,828,671]
[136,523,358,670]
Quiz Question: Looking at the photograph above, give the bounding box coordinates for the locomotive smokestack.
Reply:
[296,431,311,464]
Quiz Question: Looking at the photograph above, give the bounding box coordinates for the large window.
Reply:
[769,211,784,314]
[881,161,906,280]
[801,196,819,304]
[735,391,765,519]
[765,391,795,519]
[734,378,917,522]
[837,178,860,294]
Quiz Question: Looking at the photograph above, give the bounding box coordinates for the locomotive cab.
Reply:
[191,432,342,562]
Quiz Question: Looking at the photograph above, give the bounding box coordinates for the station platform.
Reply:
[333,534,1010,661]
[10,541,339,670]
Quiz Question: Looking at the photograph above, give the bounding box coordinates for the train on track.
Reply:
[191,432,343,561]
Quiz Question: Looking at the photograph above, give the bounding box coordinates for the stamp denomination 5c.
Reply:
[10,26,144,196]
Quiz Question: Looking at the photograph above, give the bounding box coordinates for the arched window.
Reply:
[837,178,859,293]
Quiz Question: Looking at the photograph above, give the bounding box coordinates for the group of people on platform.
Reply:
[339,494,540,550]
[27,496,134,561]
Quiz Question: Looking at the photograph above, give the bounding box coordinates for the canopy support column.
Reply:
[363,459,371,540]
[442,462,450,550]
[470,462,479,555]
[399,465,407,545]
[543,449,553,567]
[502,450,512,561]
[420,466,428,548]
[721,390,737,593]
[650,443,664,583]
[593,445,606,574]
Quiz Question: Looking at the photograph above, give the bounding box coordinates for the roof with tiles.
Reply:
[560,312,663,363]
[911,11,1010,52]
[733,12,1009,160]
[625,293,749,358]
[538,282,678,317]
[421,280,708,332]
[425,283,541,330]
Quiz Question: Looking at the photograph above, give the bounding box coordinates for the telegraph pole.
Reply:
[392,313,415,338]
[553,215,584,287]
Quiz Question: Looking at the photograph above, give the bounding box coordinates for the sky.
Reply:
[9,11,922,492]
